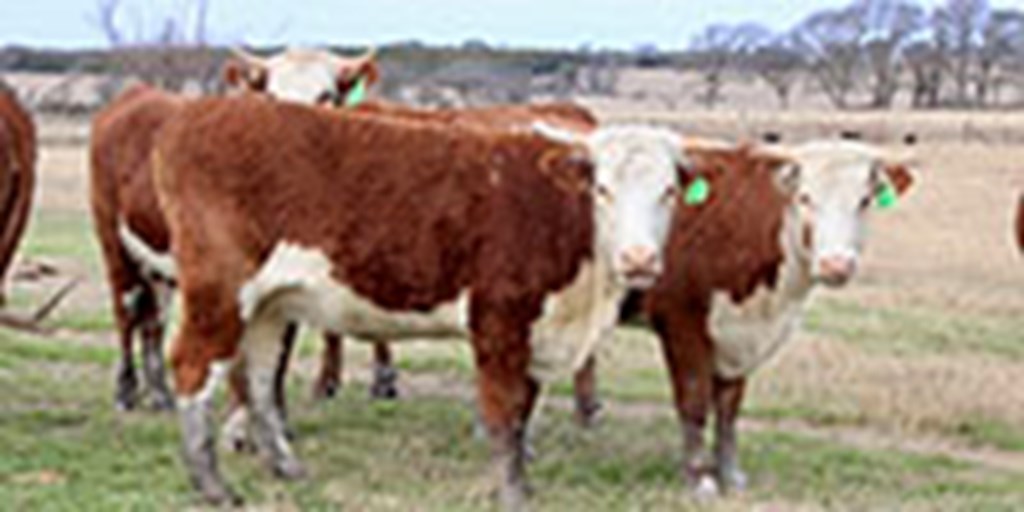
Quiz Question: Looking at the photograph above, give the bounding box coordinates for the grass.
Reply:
[1,335,1022,512]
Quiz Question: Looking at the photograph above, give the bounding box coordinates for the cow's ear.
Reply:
[539,146,593,195]
[222,59,267,92]
[772,162,801,196]
[881,163,914,196]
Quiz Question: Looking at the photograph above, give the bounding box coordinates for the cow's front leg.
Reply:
[713,375,747,492]
[243,314,306,479]
[172,336,239,505]
[654,312,718,498]
[474,337,538,511]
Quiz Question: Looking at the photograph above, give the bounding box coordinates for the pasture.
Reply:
[0,109,1022,511]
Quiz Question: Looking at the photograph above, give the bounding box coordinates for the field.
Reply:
[0,107,1022,511]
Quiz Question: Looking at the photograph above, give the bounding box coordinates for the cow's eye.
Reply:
[798,193,813,207]
[858,195,872,211]
[595,184,613,202]
[316,91,336,106]
[661,186,677,205]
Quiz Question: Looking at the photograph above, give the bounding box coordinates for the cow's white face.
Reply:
[263,53,342,104]
[225,47,376,106]
[534,124,685,288]
[788,141,914,287]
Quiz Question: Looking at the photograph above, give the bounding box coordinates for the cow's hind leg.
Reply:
[114,284,143,411]
[369,341,399,399]
[312,332,342,400]
[243,313,306,479]
[138,279,175,410]
[572,355,601,428]
[712,376,747,492]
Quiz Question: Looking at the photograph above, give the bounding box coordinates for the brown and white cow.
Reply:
[0,84,36,305]
[153,96,690,508]
[222,102,607,452]
[255,101,604,423]
[642,139,915,496]
[88,47,377,411]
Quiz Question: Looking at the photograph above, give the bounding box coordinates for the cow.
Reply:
[152,95,691,508]
[245,101,605,429]
[1016,194,1023,253]
[0,84,36,306]
[640,139,915,496]
[88,47,377,411]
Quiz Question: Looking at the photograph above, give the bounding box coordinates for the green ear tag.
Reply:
[344,76,368,107]
[876,182,897,210]
[684,177,711,206]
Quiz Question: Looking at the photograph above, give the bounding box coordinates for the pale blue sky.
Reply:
[1,0,1019,50]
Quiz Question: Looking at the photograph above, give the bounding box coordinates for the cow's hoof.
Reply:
[691,474,721,501]
[273,458,307,481]
[147,391,176,412]
[574,400,602,429]
[717,466,748,493]
[198,482,243,507]
[369,367,399,400]
[312,379,339,401]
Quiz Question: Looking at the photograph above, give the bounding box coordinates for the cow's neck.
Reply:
[707,203,816,379]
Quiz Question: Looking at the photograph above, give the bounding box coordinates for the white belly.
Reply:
[239,243,469,341]
[239,243,625,380]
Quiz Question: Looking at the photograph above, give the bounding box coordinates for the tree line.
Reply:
[688,0,1024,110]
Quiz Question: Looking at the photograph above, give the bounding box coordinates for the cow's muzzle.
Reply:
[814,255,856,287]
[618,245,662,289]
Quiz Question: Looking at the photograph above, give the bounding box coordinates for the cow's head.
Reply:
[223,47,379,106]
[783,140,916,287]
[535,123,688,288]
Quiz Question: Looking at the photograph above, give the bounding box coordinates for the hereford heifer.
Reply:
[89,47,377,411]
[0,85,36,304]
[264,101,604,423]
[223,101,606,452]
[643,139,914,496]
[154,96,689,507]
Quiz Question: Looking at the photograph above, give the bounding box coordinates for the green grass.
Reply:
[1,331,1022,511]
[805,297,1024,360]
[20,210,101,270]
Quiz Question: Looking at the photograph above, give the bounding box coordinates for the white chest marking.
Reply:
[529,257,624,382]
[708,209,815,379]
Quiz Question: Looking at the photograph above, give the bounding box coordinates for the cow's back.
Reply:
[155,96,594,315]
[357,101,597,133]
[0,88,37,296]
[90,84,185,253]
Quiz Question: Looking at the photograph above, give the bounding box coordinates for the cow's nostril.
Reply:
[621,246,657,271]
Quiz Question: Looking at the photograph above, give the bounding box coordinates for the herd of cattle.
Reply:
[0,47,1020,509]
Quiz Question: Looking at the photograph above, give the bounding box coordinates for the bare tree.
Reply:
[905,40,946,108]
[933,0,990,106]
[795,6,867,109]
[977,8,1024,106]
[749,35,805,109]
[89,0,219,91]
[858,0,926,108]
[689,23,770,109]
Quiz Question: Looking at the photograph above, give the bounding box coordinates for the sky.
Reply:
[2,0,1021,51]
